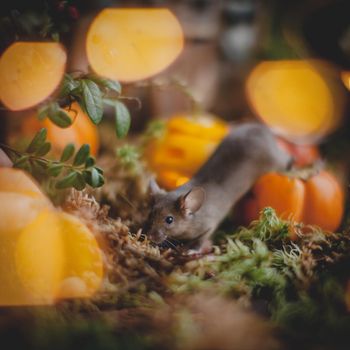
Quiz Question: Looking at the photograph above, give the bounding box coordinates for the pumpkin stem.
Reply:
[283,161,324,180]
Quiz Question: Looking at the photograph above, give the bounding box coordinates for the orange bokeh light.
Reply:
[0,168,104,305]
[86,8,184,82]
[246,60,346,143]
[0,42,66,111]
[341,70,350,90]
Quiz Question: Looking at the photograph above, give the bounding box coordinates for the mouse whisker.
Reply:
[168,237,181,244]
[164,238,179,252]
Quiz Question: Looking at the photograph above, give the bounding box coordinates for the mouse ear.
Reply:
[179,187,205,215]
[149,178,166,196]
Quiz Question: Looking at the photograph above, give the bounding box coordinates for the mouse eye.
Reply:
[165,216,174,225]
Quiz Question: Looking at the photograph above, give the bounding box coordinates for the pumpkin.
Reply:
[21,102,99,156]
[86,8,184,82]
[240,170,344,237]
[0,42,67,111]
[146,113,229,189]
[0,167,104,305]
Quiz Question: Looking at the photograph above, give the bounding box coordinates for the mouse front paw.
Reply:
[185,240,213,257]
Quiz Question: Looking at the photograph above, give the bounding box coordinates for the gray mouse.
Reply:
[145,123,293,254]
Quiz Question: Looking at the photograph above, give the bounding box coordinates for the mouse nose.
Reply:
[148,229,166,244]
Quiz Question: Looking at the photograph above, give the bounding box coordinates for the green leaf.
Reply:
[35,142,51,156]
[90,167,100,187]
[73,172,86,190]
[60,74,80,97]
[83,168,104,188]
[85,156,95,167]
[95,166,104,175]
[96,173,105,187]
[14,155,29,167]
[32,160,47,175]
[80,79,103,124]
[26,128,47,153]
[114,101,131,138]
[82,170,90,183]
[102,80,121,94]
[48,163,64,177]
[34,158,48,169]
[21,161,32,173]
[73,144,90,166]
[37,105,49,121]
[48,107,73,128]
[86,75,121,94]
[97,173,105,187]
[55,171,78,189]
[60,143,75,162]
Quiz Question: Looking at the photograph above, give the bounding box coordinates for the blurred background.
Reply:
[2,0,350,227]
[1,1,350,349]
[0,0,350,129]
[1,0,350,159]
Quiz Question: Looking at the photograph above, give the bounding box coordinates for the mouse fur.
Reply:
[145,123,293,252]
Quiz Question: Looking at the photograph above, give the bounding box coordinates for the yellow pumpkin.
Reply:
[146,113,229,189]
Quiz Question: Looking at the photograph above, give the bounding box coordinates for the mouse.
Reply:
[144,123,293,254]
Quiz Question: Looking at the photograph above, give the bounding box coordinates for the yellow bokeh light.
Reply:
[56,212,104,299]
[246,60,345,143]
[86,8,184,82]
[0,168,104,305]
[341,70,350,90]
[0,42,67,111]
[15,210,64,304]
[0,167,50,200]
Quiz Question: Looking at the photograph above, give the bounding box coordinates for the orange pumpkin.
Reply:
[22,102,99,156]
[276,137,320,167]
[240,170,344,237]
[146,113,229,189]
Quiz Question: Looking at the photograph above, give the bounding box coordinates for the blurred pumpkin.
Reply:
[146,113,229,189]
[276,137,320,167]
[240,170,344,237]
[22,102,99,156]
[0,167,103,305]
[0,42,66,111]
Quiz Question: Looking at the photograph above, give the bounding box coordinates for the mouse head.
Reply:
[144,179,205,244]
